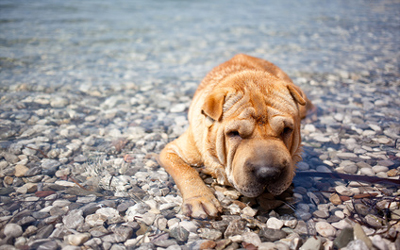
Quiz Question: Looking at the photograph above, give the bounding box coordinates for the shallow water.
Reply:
[1,0,399,88]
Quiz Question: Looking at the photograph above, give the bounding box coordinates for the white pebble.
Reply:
[372,165,389,173]
[3,223,23,238]
[334,210,345,219]
[315,221,336,237]
[267,217,284,230]
[335,186,353,196]
[242,206,257,217]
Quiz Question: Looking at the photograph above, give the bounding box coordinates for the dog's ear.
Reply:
[202,88,234,122]
[287,84,306,106]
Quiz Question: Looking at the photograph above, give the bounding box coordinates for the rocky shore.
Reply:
[0,67,399,249]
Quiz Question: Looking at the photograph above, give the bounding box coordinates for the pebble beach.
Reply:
[0,0,399,249]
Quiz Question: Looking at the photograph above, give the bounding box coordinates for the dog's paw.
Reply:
[182,192,222,219]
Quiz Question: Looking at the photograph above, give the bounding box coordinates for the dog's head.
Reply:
[201,71,306,197]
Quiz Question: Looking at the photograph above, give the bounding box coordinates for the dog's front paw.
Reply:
[182,191,222,219]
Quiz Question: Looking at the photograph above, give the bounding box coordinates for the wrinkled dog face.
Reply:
[202,73,305,197]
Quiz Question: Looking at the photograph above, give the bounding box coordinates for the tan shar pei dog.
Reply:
[160,54,314,219]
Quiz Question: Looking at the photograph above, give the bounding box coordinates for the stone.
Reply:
[18,216,36,226]
[294,220,308,235]
[50,97,69,108]
[199,228,222,241]
[346,240,369,250]
[36,224,54,239]
[259,228,287,242]
[200,240,216,249]
[359,167,375,176]
[76,195,97,203]
[169,226,189,243]
[313,209,330,219]
[315,221,336,237]
[300,236,322,250]
[23,225,38,237]
[242,206,257,217]
[224,219,247,238]
[333,227,353,249]
[53,199,72,207]
[64,233,91,246]
[281,215,298,228]
[353,223,373,249]
[242,232,261,247]
[113,226,134,241]
[215,239,231,250]
[371,235,389,250]
[96,207,120,221]
[14,237,27,248]
[102,226,133,243]
[15,164,29,177]
[3,223,23,238]
[372,165,389,173]
[179,220,198,233]
[267,217,284,230]
[63,209,84,229]
[387,169,399,177]
[85,213,107,227]
[37,240,59,250]
[154,239,179,248]
[0,187,14,195]
[336,152,358,160]
[331,219,352,230]
[335,185,353,196]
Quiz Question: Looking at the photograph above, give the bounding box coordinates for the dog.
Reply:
[160,54,314,219]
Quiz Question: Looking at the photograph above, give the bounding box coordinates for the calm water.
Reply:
[1,0,399,88]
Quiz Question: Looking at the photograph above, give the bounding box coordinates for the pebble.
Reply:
[333,227,354,249]
[259,228,287,242]
[335,186,353,196]
[14,165,29,177]
[85,214,107,227]
[267,217,284,230]
[169,226,189,243]
[300,236,322,250]
[64,233,91,246]
[331,219,352,230]
[336,152,358,160]
[346,240,369,250]
[63,210,84,229]
[316,221,336,237]
[3,223,23,238]
[199,228,222,241]
[353,224,373,249]
[179,220,198,233]
[242,232,261,247]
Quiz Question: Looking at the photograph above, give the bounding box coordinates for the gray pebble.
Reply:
[63,209,84,229]
[300,236,322,250]
[3,223,23,238]
[346,240,369,250]
[169,226,189,243]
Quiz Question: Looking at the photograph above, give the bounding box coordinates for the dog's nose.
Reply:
[255,166,281,181]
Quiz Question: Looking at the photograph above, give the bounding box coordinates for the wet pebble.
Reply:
[316,221,336,237]
[3,223,23,238]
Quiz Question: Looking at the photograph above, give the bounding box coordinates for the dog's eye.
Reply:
[227,130,241,138]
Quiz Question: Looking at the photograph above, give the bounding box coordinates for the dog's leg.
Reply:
[159,131,222,219]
